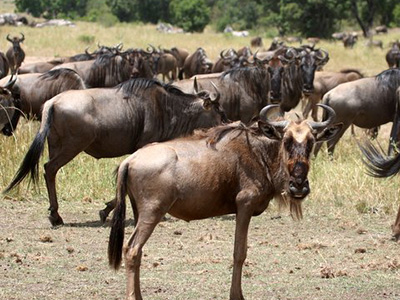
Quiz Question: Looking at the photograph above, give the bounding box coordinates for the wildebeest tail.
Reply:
[358,140,400,178]
[108,161,129,270]
[3,104,54,193]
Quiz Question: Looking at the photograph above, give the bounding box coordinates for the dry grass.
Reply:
[0,17,400,300]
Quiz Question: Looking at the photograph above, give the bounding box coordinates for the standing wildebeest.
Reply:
[375,25,388,34]
[302,69,364,121]
[0,68,86,133]
[152,52,178,82]
[359,120,400,241]
[52,52,134,88]
[6,33,25,73]
[174,51,292,124]
[314,68,400,156]
[108,104,342,300]
[0,50,9,79]
[4,78,227,226]
[279,47,330,113]
[179,47,213,79]
[163,47,189,69]
[250,36,263,47]
[211,49,249,73]
[386,40,400,68]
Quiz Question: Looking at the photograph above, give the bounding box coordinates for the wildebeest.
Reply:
[0,75,18,133]
[375,25,388,34]
[127,49,154,79]
[4,78,228,226]
[386,40,400,68]
[174,51,292,124]
[343,33,358,48]
[365,38,383,49]
[152,52,178,82]
[314,68,400,156]
[250,36,263,47]
[0,50,9,79]
[331,32,346,41]
[6,33,25,73]
[302,69,364,121]
[52,52,134,88]
[163,46,189,69]
[0,68,86,134]
[18,60,64,74]
[178,47,213,79]
[108,104,342,300]
[279,47,330,113]
[359,126,400,240]
[211,48,249,73]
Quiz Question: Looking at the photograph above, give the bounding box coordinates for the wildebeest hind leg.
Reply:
[44,144,86,226]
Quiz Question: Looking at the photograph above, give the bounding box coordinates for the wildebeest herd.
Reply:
[1,31,400,300]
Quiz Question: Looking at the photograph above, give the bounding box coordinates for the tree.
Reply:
[105,0,137,22]
[169,0,210,32]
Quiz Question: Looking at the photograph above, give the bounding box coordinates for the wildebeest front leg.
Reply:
[230,201,252,300]
[391,204,400,241]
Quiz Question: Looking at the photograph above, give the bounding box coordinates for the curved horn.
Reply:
[209,81,220,102]
[20,32,25,42]
[6,34,12,42]
[315,49,329,63]
[308,104,336,131]
[259,105,288,129]
[4,74,17,89]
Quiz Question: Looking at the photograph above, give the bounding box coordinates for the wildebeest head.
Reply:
[258,103,341,200]
[297,48,329,95]
[0,74,19,136]
[7,33,24,54]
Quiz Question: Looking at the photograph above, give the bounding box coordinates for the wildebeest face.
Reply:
[300,55,317,95]
[268,58,284,103]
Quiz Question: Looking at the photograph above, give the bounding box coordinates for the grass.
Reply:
[0,13,400,300]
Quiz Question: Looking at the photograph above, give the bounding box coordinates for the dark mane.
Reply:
[376,68,400,91]
[340,68,364,78]
[39,68,80,80]
[190,122,262,146]
[221,66,266,82]
[116,78,189,98]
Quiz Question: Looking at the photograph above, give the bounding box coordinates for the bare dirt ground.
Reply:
[1,195,399,300]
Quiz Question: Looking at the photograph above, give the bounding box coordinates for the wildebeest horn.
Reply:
[315,49,329,64]
[6,34,12,42]
[193,77,199,94]
[4,73,17,89]
[308,104,336,131]
[20,33,25,42]
[259,104,288,129]
[209,81,220,102]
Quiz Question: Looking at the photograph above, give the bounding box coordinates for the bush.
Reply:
[393,4,400,26]
[169,0,210,32]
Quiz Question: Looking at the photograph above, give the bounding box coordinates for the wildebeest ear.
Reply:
[202,99,212,111]
[315,123,343,142]
[258,121,283,140]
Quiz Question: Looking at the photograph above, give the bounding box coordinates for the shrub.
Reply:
[169,0,210,32]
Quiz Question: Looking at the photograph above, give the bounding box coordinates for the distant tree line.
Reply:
[15,0,400,37]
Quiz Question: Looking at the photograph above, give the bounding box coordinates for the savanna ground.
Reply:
[0,2,400,299]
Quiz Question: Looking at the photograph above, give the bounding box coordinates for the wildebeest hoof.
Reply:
[48,215,64,227]
[99,210,107,224]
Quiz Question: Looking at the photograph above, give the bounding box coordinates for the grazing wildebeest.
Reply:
[375,25,388,34]
[4,78,227,226]
[343,33,358,48]
[302,69,364,121]
[0,75,18,133]
[108,104,342,300]
[250,36,263,48]
[386,40,400,68]
[178,47,213,79]
[314,68,400,156]
[52,52,134,88]
[279,47,330,113]
[0,68,86,125]
[0,51,9,79]
[359,126,400,241]
[6,33,25,73]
